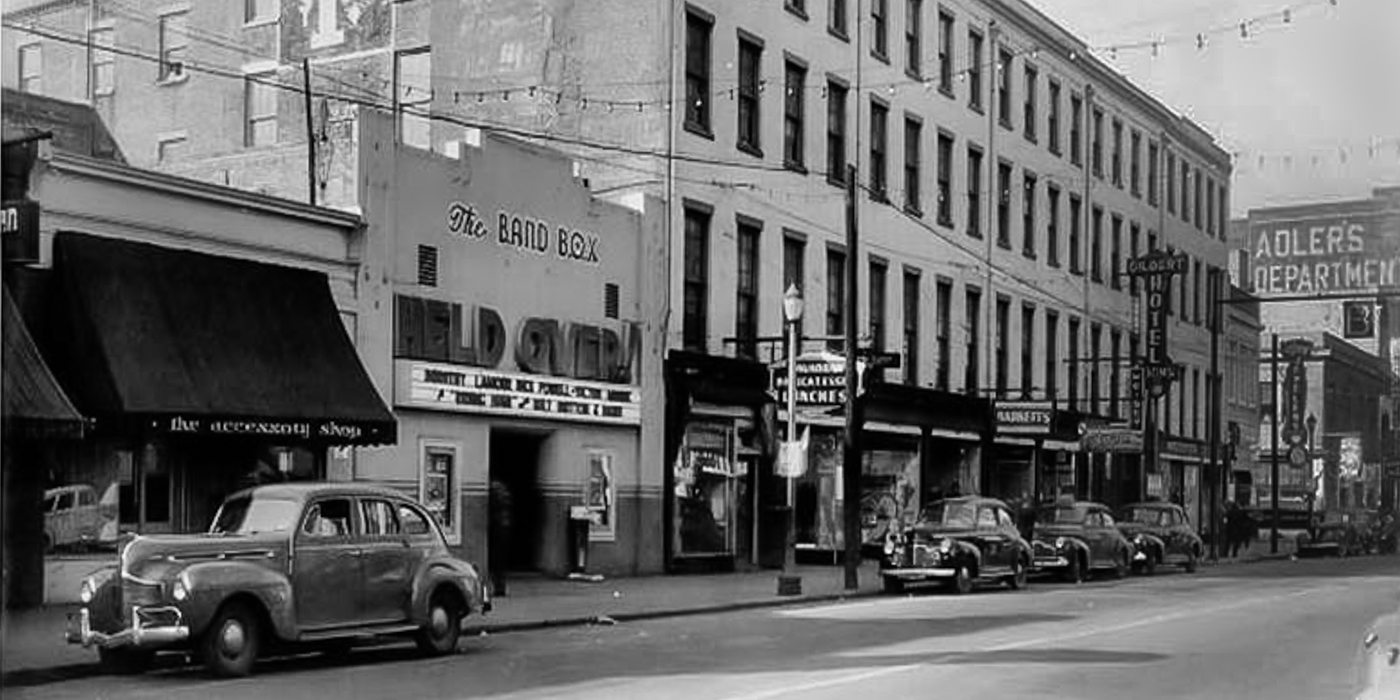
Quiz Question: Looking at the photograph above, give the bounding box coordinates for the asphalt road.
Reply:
[7,556,1398,700]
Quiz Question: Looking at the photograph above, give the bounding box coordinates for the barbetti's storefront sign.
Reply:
[994,400,1054,436]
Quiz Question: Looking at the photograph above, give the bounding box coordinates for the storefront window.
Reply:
[674,421,736,557]
[586,451,616,542]
[420,440,460,543]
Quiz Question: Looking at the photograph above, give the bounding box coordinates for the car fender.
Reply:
[1060,536,1092,564]
[180,562,296,641]
[952,540,983,575]
[410,557,484,625]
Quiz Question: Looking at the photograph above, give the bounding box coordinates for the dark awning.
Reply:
[859,382,991,435]
[2,286,88,439]
[49,232,395,445]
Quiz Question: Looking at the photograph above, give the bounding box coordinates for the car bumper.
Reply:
[1133,551,1149,562]
[882,567,958,580]
[66,606,189,650]
[1032,556,1070,570]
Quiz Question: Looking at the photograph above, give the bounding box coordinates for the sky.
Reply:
[1030,0,1400,216]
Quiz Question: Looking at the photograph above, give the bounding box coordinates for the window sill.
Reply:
[871,50,890,65]
[939,85,955,100]
[737,141,764,159]
[967,229,982,239]
[905,68,923,83]
[785,3,809,21]
[969,103,984,116]
[1023,250,1037,260]
[999,118,1013,131]
[1025,133,1038,145]
[1048,261,1061,269]
[828,26,850,42]
[869,189,890,204]
[243,16,278,29]
[784,160,808,175]
[938,216,954,229]
[157,73,190,87]
[684,122,715,141]
[827,173,848,188]
[904,204,923,218]
[997,240,1012,251]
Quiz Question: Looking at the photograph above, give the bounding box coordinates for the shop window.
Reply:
[585,451,616,542]
[420,439,460,544]
[674,421,736,557]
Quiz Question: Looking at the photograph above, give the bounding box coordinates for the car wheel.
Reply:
[415,588,463,656]
[1143,551,1158,576]
[1006,557,1028,591]
[881,575,905,594]
[99,648,154,675]
[1184,551,1198,573]
[1112,551,1129,579]
[948,564,973,595]
[202,601,260,678]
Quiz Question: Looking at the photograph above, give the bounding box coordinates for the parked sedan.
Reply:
[879,496,1032,595]
[1030,500,1134,582]
[66,483,490,677]
[1116,502,1204,574]
[1355,602,1400,699]
[1297,521,1365,558]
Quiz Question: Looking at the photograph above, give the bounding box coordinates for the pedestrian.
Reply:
[1224,502,1242,558]
[488,478,514,597]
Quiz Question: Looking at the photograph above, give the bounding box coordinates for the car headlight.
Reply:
[883,536,896,556]
[1055,537,1067,549]
[937,538,953,553]
[172,573,190,602]
[1134,534,1146,545]
[79,578,94,604]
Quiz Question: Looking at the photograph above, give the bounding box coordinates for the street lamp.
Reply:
[778,284,804,596]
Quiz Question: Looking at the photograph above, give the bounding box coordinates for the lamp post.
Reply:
[778,284,804,596]
[1306,412,1318,537]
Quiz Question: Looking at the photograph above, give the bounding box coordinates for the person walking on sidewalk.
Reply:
[489,479,514,597]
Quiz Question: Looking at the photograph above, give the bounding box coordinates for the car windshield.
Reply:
[210,496,301,535]
[919,501,977,528]
[1038,506,1087,524]
[1122,508,1165,526]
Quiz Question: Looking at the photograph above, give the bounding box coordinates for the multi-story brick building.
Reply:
[4,0,1233,568]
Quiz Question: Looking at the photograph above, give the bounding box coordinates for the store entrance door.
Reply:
[489,430,545,573]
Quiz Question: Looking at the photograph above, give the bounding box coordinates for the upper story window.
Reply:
[1148,142,1159,206]
[785,0,807,19]
[1069,93,1083,166]
[965,143,981,237]
[1091,107,1104,178]
[1047,79,1061,155]
[396,48,431,150]
[682,205,711,351]
[827,79,848,184]
[18,43,42,94]
[244,72,278,147]
[996,47,1012,128]
[936,132,953,226]
[736,36,762,156]
[967,29,983,112]
[937,10,954,94]
[1023,64,1037,143]
[827,248,847,352]
[1046,185,1061,267]
[684,9,713,136]
[1111,118,1123,187]
[829,0,848,38]
[904,116,922,214]
[871,0,889,60]
[869,259,888,352]
[784,59,807,170]
[870,100,889,199]
[158,11,188,82]
[905,0,922,78]
[90,29,115,98]
[245,0,277,23]
[1130,130,1142,197]
[734,218,760,359]
[1166,151,1177,213]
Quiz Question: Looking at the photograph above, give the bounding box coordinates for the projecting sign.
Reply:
[396,360,641,425]
[1248,213,1400,296]
[1343,301,1377,339]
[1,199,39,264]
[994,400,1054,436]
[1129,251,1187,399]
[1081,426,1144,454]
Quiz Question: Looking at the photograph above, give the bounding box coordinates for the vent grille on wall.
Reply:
[604,283,620,319]
[418,245,438,287]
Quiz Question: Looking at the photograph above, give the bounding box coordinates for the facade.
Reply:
[1222,285,1262,507]
[3,0,1234,566]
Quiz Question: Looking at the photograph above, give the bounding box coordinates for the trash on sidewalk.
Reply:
[568,572,605,582]
[589,615,618,626]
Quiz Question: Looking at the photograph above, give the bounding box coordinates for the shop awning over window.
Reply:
[2,287,88,439]
[50,232,395,445]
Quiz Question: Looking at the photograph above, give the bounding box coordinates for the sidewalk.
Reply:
[1,562,882,682]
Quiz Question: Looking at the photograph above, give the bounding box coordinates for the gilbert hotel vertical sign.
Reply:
[1127,250,1188,462]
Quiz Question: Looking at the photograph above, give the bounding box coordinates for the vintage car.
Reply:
[1355,602,1400,699]
[44,484,117,552]
[879,496,1032,595]
[1115,502,1204,574]
[1030,500,1135,582]
[1296,521,1365,558]
[66,482,490,677]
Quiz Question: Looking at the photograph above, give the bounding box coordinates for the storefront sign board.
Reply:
[994,400,1054,436]
[396,360,641,425]
[1081,426,1144,453]
[446,200,602,265]
[770,352,863,408]
[1,199,39,263]
[1247,212,1400,296]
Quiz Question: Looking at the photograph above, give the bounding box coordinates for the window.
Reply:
[937,10,954,94]
[1130,130,1142,197]
[1193,258,1202,325]
[683,205,710,351]
[417,244,438,286]
[869,100,888,198]
[995,296,1009,396]
[1110,215,1122,290]
[1181,160,1191,223]
[784,234,806,340]
[1192,368,1201,438]
[1218,184,1228,239]
[1020,304,1035,397]
[936,279,952,390]
[1130,222,1141,297]
[996,160,1012,249]
[1068,195,1082,274]
[938,133,954,226]
[1110,329,1122,418]
[1047,79,1061,155]
[1022,173,1037,258]
[1148,142,1159,206]
[1193,167,1203,230]
[1069,93,1083,166]
[586,451,616,541]
[396,48,431,149]
[827,79,848,184]
[1111,119,1123,187]
[158,11,188,81]
[1176,250,1186,316]
[1045,310,1059,400]
[90,29,115,97]
[904,117,922,213]
[18,43,42,94]
[1023,64,1037,142]
[303,499,353,537]
[784,60,806,169]
[967,29,983,111]
[830,0,848,37]
[1167,152,1177,214]
[872,0,889,59]
[1089,322,1102,413]
[360,499,402,537]
[1047,185,1061,267]
[156,134,186,163]
[246,0,277,23]
[965,287,981,394]
[1068,316,1080,408]
[1091,107,1104,178]
[421,441,459,540]
[735,217,760,359]
[685,9,712,134]
[870,259,888,352]
[905,0,922,77]
[1090,206,1104,283]
[903,269,920,385]
[827,248,847,352]
[1206,178,1216,236]
[245,72,278,147]
[737,37,762,155]
[997,47,1012,128]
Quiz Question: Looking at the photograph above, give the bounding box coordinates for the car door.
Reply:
[357,497,415,624]
[1100,510,1124,561]
[293,497,362,629]
[996,507,1025,566]
[1083,511,1110,567]
[975,505,1008,573]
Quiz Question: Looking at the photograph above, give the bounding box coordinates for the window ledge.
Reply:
[970,103,984,116]
[905,68,923,82]
[939,85,955,100]
[243,17,278,29]
[827,173,848,188]
[828,26,850,42]
[157,72,190,87]
[872,50,890,65]
[737,141,764,159]
[785,3,809,21]
[784,161,808,175]
[904,204,923,218]
[684,122,715,141]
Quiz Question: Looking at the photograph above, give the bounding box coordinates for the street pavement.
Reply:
[3,553,1393,700]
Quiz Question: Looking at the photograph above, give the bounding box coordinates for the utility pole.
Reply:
[1208,268,1221,560]
[841,0,863,592]
[303,59,317,207]
[1270,332,1281,553]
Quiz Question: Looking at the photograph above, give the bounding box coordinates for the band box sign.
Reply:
[446,200,602,264]
[396,361,641,425]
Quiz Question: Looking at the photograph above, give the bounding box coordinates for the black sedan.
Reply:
[879,497,1032,595]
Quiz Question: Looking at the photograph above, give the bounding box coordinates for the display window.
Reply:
[419,438,462,544]
[586,450,616,542]
[673,420,737,557]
